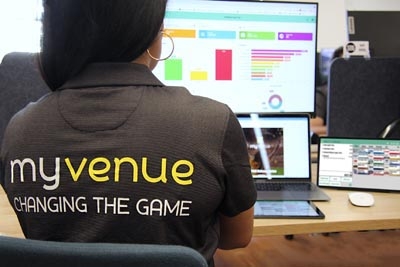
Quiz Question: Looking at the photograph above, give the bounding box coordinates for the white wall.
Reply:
[1,0,400,60]
[297,0,400,51]
[315,0,347,51]
[0,0,42,61]
[346,0,400,11]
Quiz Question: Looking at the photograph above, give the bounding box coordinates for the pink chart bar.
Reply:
[278,32,313,41]
[252,49,306,53]
[252,56,285,59]
[252,58,286,62]
[252,52,295,56]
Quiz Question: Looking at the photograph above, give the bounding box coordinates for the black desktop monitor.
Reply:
[347,11,400,57]
[153,0,318,113]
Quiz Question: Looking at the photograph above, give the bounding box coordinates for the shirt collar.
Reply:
[59,63,164,90]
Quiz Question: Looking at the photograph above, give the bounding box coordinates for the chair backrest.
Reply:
[378,118,400,139]
[0,52,50,148]
[0,235,208,267]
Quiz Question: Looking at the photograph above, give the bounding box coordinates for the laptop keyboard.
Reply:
[255,182,314,191]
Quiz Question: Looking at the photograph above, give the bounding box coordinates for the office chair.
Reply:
[0,235,208,267]
[0,52,50,148]
[378,118,400,139]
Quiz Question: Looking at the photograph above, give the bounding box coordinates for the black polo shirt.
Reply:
[0,63,256,266]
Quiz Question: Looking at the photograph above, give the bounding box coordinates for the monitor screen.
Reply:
[317,137,400,192]
[236,113,311,179]
[348,11,400,57]
[153,0,318,113]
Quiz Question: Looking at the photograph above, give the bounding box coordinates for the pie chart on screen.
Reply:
[268,94,283,110]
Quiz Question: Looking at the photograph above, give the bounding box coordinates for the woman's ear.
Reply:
[132,32,162,70]
[146,32,163,70]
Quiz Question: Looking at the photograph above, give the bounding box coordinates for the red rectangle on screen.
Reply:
[215,49,232,80]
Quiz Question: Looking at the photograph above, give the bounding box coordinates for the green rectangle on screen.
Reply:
[239,31,275,40]
[165,59,183,80]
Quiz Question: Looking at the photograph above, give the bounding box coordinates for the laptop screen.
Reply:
[317,137,400,192]
[237,114,311,180]
[153,0,318,114]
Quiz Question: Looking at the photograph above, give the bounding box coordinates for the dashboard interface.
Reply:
[153,0,318,113]
[318,137,400,191]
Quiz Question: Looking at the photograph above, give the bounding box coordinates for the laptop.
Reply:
[237,113,330,201]
[317,136,400,192]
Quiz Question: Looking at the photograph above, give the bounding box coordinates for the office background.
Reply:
[1,1,400,266]
[1,0,400,61]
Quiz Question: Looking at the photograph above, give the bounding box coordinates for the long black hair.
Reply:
[40,0,167,90]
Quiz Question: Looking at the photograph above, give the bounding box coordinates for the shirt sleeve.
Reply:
[219,110,257,217]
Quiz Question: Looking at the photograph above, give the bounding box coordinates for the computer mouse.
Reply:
[348,192,374,207]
